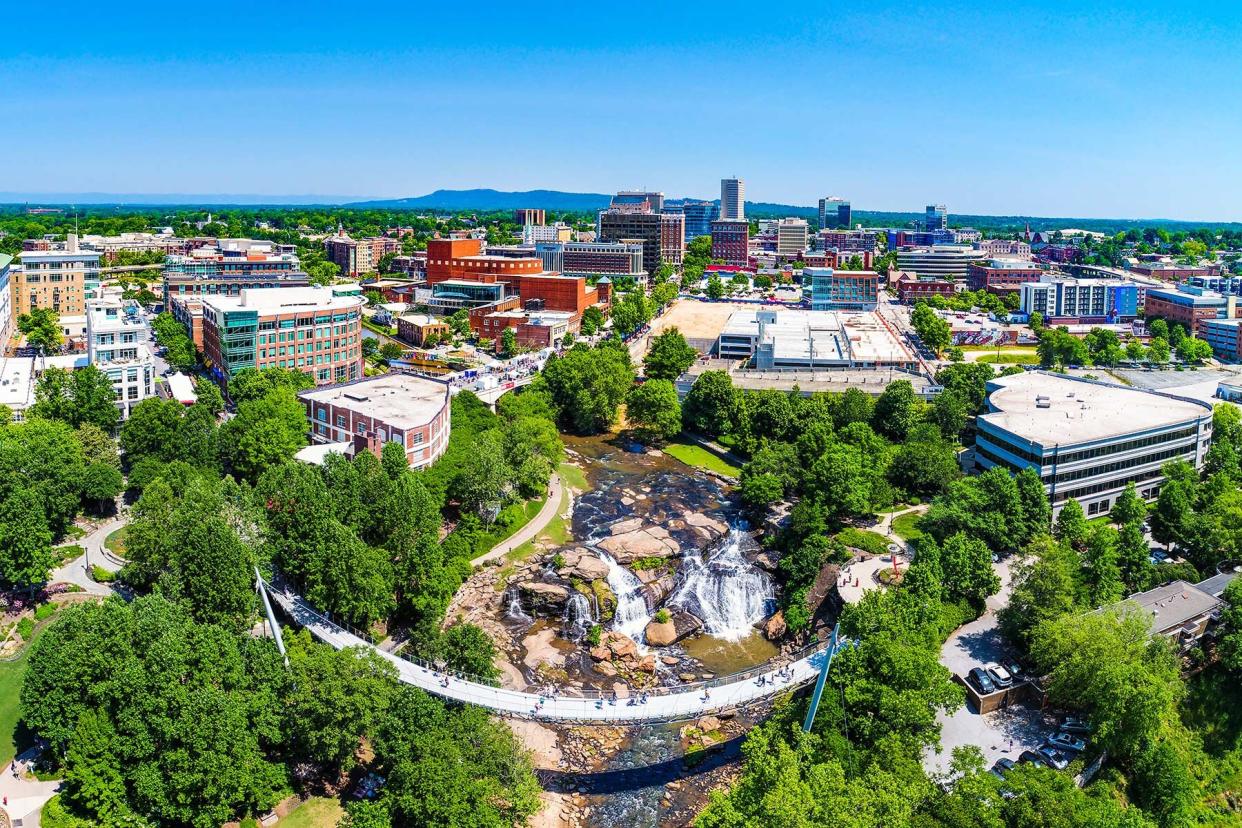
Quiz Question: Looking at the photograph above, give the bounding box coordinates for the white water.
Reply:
[563,591,594,641]
[506,589,531,623]
[598,550,653,644]
[670,526,776,642]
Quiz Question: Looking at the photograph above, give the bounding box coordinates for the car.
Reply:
[1036,744,1071,770]
[1060,716,1093,735]
[1003,660,1025,681]
[988,665,1014,688]
[1018,750,1048,768]
[968,667,996,695]
[990,758,1017,778]
[1048,732,1087,754]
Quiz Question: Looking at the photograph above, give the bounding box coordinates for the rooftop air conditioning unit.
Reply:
[1036,400,1051,409]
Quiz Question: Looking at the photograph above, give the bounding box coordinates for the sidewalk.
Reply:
[50,516,127,596]
[1,750,62,828]
[470,473,564,567]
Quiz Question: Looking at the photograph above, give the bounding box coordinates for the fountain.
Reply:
[598,550,653,644]
[669,526,776,642]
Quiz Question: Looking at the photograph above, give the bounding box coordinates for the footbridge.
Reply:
[260,577,849,725]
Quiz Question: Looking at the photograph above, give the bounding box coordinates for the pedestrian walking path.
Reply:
[471,473,564,567]
[262,579,831,724]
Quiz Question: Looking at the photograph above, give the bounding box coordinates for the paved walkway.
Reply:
[1,749,62,828]
[263,580,829,724]
[471,473,564,567]
[50,517,127,596]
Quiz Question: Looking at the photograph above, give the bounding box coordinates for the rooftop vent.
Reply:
[1036,399,1051,409]
[343,392,369,402]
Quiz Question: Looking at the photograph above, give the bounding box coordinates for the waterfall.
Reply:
[505,588,531,623]
[670,525,776,642]
[598,550,653,644]
[563,591,594,641]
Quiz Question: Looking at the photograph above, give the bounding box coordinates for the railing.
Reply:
[261,576,836,702]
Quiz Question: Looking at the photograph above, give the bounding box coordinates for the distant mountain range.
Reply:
[0,192,365,206]
[349,189,615,211]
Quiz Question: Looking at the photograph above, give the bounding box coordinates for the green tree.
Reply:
[499,327,518,358]
[62,710,130,823]
[80,463,123,512]
[610,290,654,336]
[911,301,952,356]
[929,389,968,440]
[226,366,315,405]
[938,532,1001,604]
[872,379,921,441]
[625,379,682,444]
[1149,336,1171,364]
[193,377,225,417]
[1000,536,1082,651]
[642,327,698,380]
[1117,520,1154,594]
[31,365,121,432]
[887,430,959,497]
[120,396,185,463]
[1110,481,1147,526]
[220,387,309,480]
[539,342,636,434]
[433,623,500,681]
[17,307,63,352]
[1083,525,1125,606]
[580,305,604,336]
[0,489,56,591]
[1053,499,1089,549]
[681,370,735,437]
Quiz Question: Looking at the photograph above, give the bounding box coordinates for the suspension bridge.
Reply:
[258,574,850,725]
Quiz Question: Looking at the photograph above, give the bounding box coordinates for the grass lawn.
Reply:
[557,461,589,493]
[474,493,548,557]
[976,352,1041,365]
[0,608,58,766]
[104,526,127,558]
[663,441,741,478]
[891,512,925,543]
[836,527,893,555]
[496,488,571,591]
[278,797,345,828]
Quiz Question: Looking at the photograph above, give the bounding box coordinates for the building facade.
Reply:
[1145,286,1235,334]
[660,213,685,266]
[775,218,809,257]
[805,268,879,311]
[711,219,750,267]
[201,287,364,387]
[163,247,309,304]
[300,374,451,469]
[514,208,546,226]
[818,197,851,230]
[1019,278,1139,323]
[925,204,948,231]
[12,242,99,316]
[1200,318,1242,361]
[818,230,877,254]
[678,200,719,239]
[975,239,1032,259]
[892,273,958,304]
[894,246,983,281]
[720,178,745,220]
[966,259,1043,295]
[85,297,156,417]
[598,210,665,278]
[0,254,12,346]
[975,371,1212,516]
[535,241,644,281]
[324,232,400,278]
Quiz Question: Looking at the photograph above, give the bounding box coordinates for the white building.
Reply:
[720,178,745,221]
[0,253,13,346]
[717,309,917,370]
[894,245,984,280]
[775,218,809,256]
[86,297,156,417]
[521,223,574,245]
[976,371,1212,516]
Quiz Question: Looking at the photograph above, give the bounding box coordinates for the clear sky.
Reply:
[3,0,1240,220]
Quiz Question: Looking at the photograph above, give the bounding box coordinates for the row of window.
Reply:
[259,349,353,364]
[257,326,354,343]
[977,442,1195,487]
[981,424,1203,466]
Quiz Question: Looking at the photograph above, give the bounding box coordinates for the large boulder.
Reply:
[591,579,617,622]
[516,581,570,615]
[645,618,678,647]
[640,573,677,610]
[596,524,680,563]
[603,631,639,662]
[763,609,787,640]
[555,548,611,581]
[671,610,704,642]
[682,511,729,545]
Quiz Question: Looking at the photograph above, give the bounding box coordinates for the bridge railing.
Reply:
[263,575,838,700]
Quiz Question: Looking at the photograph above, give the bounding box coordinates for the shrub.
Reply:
[586,625,602,646]
[34,603,57,621]
[552,553,567,568]
[629,556,668,572]
[17,616,34,640]
[835,528,890,556]
[91,565,117,583]
[654,609,671,624]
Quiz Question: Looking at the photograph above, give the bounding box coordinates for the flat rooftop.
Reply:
[722,309,913,365]
[1124,580,1220,634]
[203,286,363,314]
[980,371,1209,446]
[299,374,449,430]
[0,358,35,408]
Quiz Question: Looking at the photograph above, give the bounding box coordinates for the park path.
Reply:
[470,473,564,568]
[50,516,127,596]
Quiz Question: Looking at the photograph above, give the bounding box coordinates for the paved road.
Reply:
[470,473,565,568]
[50,517,127,595]
[1,749,61,828]
[263,581,829,724]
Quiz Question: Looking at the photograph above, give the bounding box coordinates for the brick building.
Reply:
[711,219,750,267]
[1145,287,1235,334]
[892,273,958,304]
[966,259,1043,295]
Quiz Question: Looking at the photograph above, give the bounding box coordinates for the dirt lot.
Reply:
[655,299,751,340]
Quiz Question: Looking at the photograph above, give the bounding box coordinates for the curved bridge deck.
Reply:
[264,581,832,724]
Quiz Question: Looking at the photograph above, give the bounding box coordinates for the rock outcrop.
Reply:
[645,618,677,647]
[763,609,787,640]
[555,548,611,581]
[595,522,680,563]
[516,581,570,615]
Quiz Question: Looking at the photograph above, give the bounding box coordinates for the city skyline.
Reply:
[3,1,1241,221]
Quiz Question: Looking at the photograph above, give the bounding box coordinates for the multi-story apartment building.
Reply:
[521,223,574,245]
[660,212,685,266]
[163,245,309,304]
[11,237,99,316]
[598,209,667,279]
[1018,277,1138,323]
[720,179,745,220]
[818,229,878,254]
[804,268,878,311]
[892,273,959,304]
[710,219,750,268]
[323,232,400,278]
[201,286,364,387]
[534,241,645,281]
[976,371,1212,516]
[775,218,809,257]
[818,197,851,229]
[514,208,546,226]
[80,232,189,260]
[300,374,452,469]
[966,259,1043,295]
[925,204,948,231]
[86,297,156,417]
[1145,286,1235,334]
[0,254,12,346]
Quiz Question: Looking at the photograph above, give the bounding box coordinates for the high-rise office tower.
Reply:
[818,197,852,229]
[611,191,665,213]
[720,178,745,221]
[925,204,948,231]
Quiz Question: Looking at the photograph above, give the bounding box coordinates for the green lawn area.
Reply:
[278,797,345,828]
[891,512,925,543]
[496,488,571,591]
[835,527,892,555]
[976,352,1041,365]
[474,493,548,557]
[663,441,741,478]
[104,526,127,558]
[557,461,589,493]
[0,608,58,766]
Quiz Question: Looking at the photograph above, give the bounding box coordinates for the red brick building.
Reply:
[893,273,958,304]
[425,239,543,286]
[711,219,749,267]
[966,261,1043,296]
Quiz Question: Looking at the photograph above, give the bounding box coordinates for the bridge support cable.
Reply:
[256,568,289,668]
[801,623,844,733]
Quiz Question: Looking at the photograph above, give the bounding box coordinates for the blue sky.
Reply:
[3,1,1240,220]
